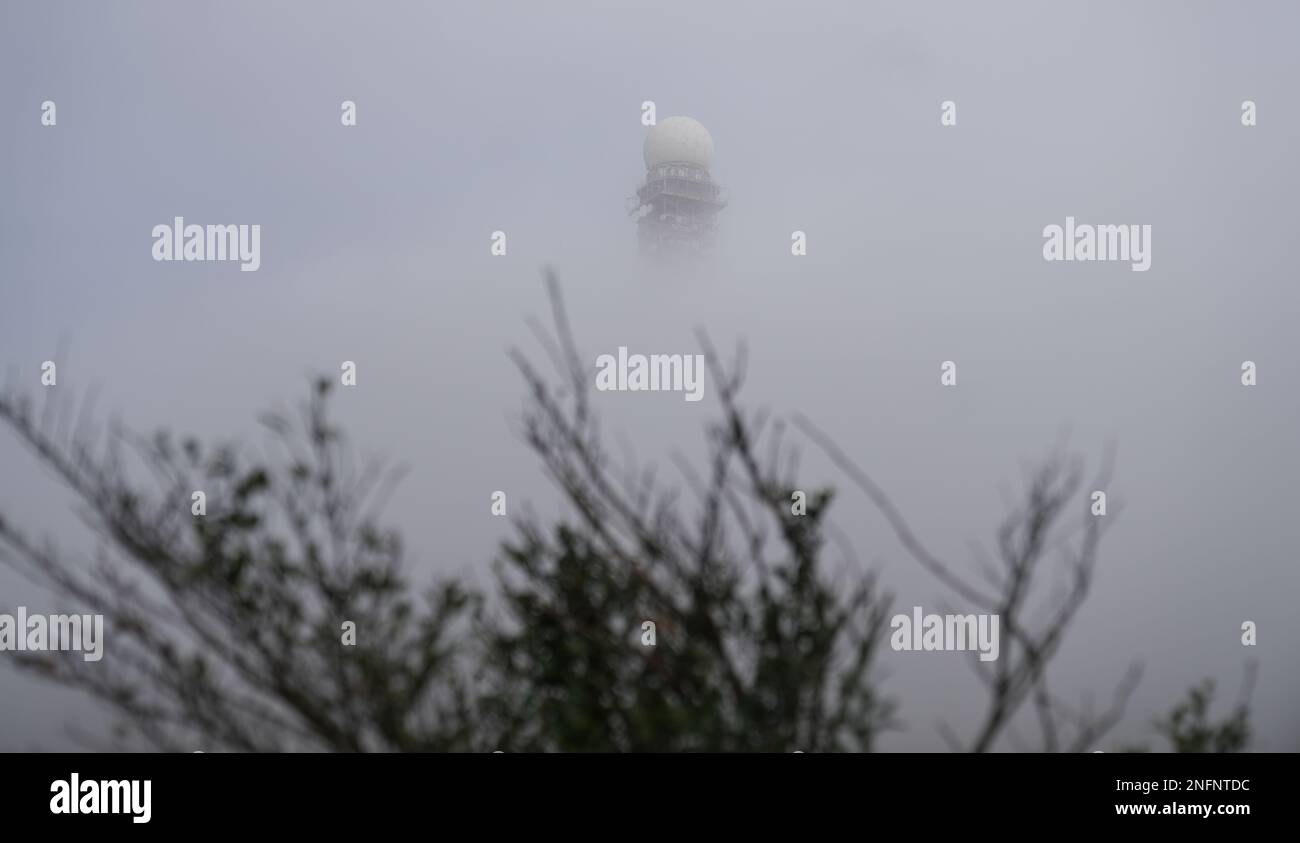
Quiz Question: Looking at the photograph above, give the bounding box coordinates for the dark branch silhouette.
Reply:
[0,272,1251,752]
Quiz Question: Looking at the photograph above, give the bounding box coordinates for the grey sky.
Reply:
[1,0,1297,751]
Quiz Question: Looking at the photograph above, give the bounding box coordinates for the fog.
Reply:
[2,0,1297,750]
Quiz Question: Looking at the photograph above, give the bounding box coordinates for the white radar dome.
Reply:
[643,116,714,170]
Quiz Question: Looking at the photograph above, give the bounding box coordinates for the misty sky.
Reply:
[1,0,1297,751]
